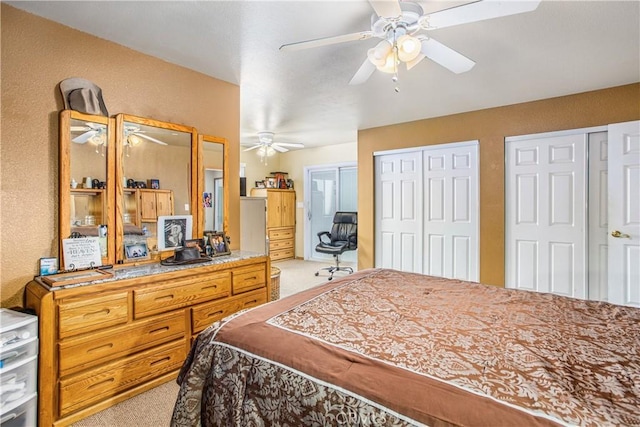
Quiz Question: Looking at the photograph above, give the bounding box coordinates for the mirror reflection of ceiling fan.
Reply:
[280,0,541,87]
[71,123,106,144]
[123,125,168,147]
[243,132,305,165]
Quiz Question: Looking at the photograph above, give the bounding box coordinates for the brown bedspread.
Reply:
[172,269,640,426]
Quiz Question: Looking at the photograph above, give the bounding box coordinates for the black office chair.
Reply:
[314,212,357,281]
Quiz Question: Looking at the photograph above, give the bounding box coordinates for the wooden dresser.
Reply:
[25,252,270,426]
[250,188,296,261]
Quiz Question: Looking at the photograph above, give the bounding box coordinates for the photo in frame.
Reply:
[185,238,205,254]
[124,242,150,261]
[157,215,193,251]
[204,231,230,256]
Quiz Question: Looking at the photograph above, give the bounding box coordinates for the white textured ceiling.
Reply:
[7,1,640,148]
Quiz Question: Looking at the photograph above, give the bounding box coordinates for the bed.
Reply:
[171,268,640,426]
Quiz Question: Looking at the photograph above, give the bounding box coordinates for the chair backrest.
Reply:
[330,212,357,248]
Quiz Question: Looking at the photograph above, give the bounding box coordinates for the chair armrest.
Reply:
[317,231,331,243]
[348,233,357,249]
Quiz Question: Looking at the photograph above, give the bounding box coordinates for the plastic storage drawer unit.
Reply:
[0,309,38,427]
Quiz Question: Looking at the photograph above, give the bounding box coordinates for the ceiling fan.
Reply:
[243,132,305,165]
[280,0,541,86]
[71,122,106,144]
[123,125,168,146]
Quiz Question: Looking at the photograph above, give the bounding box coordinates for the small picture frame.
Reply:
[148,179,160,189]
[205,231,230,256]
[266,178,276,188]
[185,238,205,254]
[157,215,193,251]
[39,257,59,276]
[255,181,266,189]
[124,242,150,261]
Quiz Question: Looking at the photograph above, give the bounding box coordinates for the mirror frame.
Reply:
[197,134,229,237]
[114,114,198,263]
[59,110,116,266]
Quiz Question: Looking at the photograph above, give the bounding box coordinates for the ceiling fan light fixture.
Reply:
[127,134,142,146]
[397,34,421,62]
[367,40,392,66]
[376,51,397,74]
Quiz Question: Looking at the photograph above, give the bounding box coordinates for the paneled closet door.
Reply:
[607,121,640,307]
[375,150,423,272]
[374,142,479,280]
[423,144,478,281]
[505,132,588,298]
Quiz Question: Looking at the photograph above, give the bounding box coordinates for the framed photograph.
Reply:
[124,242,150,261]
[185,238,205,254]
[148,179,160,189]
[157,215,193,251]
[203,192,212,207]
[255,180,266,189]
[266,178,276,188]
[205,231,230,256]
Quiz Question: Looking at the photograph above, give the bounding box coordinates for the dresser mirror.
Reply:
[59,110,116,266]
[115,114,197,263]
[198,135,229,237]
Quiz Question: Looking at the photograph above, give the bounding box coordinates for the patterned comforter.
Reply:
[172,269,640,426]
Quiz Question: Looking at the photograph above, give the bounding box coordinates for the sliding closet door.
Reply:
[374,142,479,280]
[423,143,478,281]
[375,150,423,272]
[505,132,588,298]
[607,121,640,307]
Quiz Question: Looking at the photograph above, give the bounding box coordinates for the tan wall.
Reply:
[358,83,640,286]
[1,5,241,306]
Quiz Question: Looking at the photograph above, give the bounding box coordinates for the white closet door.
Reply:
[375,151,423,272]
[607,120,640,307]
[423,144,478,281]
[505,133,587,298]
[587,132,609,301]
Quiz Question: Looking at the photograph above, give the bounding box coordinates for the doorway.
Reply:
[304,163,357,263]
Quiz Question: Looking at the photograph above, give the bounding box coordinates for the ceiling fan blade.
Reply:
[243,145,262,152]
[420,38,475,74]
[280,31,372,51]
[368,0,402,18]
[71,126,91,132]
[72,130,97,144]
[271,144,289,153]
[349,58,377,85]
[134,133,168,145]
[273,142,305,148]
[424,0,541,30]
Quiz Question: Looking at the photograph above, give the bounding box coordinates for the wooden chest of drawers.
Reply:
[25,255,270,426]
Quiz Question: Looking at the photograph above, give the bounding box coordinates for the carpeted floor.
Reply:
[70,258,356,426]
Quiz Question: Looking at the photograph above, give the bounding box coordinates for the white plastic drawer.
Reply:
[0,310,37,341]
[0,393,37,427]
[0,356,37,412]
[0,340,37,372]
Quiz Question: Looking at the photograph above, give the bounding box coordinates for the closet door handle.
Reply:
[611,230,630,238]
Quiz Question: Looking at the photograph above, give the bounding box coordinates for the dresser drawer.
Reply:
[59,341,186,417]
[232,265,266,294]
[58,311,185,376]
[269,238,293,251]
[134,271,230,318]
[59,292,129,339]
[191,289,268,333]
[269,228,294,241]
[271,248,295,261]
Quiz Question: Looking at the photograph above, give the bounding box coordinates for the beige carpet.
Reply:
[70,258,356,426]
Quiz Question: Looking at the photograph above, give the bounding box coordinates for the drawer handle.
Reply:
[84,308,110,318]
[206,310,224,318]
[149,326,170,335]
[200,285,218,291]
[87,343,114,354]
[243,276,257,281]
[88,378,115,389]
[244,299,258,306]
[150,357,171,367]
[154,294,174,302]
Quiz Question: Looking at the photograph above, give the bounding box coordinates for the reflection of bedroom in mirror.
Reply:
[204,169,223,231]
